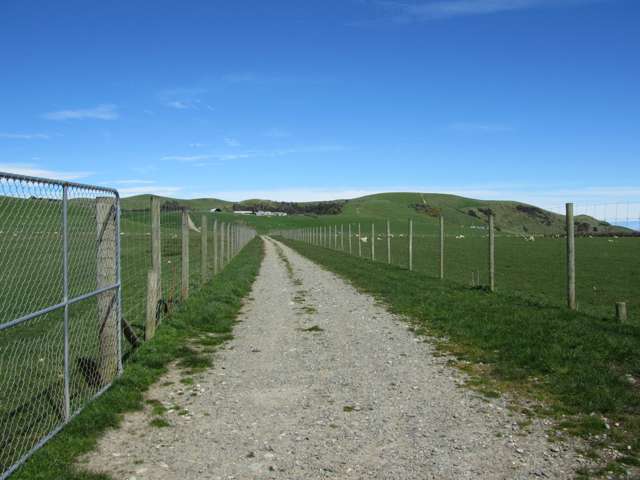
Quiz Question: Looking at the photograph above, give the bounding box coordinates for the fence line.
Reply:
[0,172,256,480]
[273,202,637,324]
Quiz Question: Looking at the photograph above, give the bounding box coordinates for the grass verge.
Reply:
[11,237,263,480]
[279,238,640,478]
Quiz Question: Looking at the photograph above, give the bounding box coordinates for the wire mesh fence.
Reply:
[0,172,257,480]
[0,174,120,480]
[275,204,639,324]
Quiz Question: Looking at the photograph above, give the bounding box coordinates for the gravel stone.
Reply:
[80,237,585,479]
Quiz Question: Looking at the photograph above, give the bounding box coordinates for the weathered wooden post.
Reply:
[616,302,628,322]
[220,222,225,268]
[439,216,445,279]
[387,219,391,264]
[489,214,495,292]
[145,270,159,341]
[213,219,218,275]
[227,222,232,263]
[151,196,161,291]
[358,223,362,257]
[201,215,208,284]
[566,203,576,310]
[341,224,344,250]
[348,224,352,254]
[96,197,118,383]
[181,209,189,299]
[371,223,375,261]
[334,225,338,249]
[409,219,413,271]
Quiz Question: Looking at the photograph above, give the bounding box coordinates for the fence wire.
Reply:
[0,174,120,480]
[0,173,257,480]
[276,207,639,323]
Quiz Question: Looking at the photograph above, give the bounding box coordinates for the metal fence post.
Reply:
[62,185,70,421]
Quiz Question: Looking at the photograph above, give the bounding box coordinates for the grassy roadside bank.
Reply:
[11,237,264,480]
[278,237,640,478]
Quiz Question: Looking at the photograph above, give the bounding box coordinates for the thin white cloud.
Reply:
[368,0,602,22]
[42,104,119,121]
[224,137,241,147]
[0,132,51,140]
[112,179,156,185]
[0,163,92,180]
[189,143,206,148]
[166,100,191,109]
[162,145,346,164]
[449,122,513,133]
[159,87,207,110]
[263,128,292,138]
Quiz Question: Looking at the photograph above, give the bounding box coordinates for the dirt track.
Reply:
[82,237,583,479]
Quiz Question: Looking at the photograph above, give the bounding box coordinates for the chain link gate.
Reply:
[0,172,122,480]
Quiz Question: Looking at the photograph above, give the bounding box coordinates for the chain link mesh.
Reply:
[0,174,120,479]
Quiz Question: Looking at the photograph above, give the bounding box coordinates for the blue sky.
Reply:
[1,0,639,212]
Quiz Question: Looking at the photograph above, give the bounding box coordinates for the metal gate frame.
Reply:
[0,172,122,480]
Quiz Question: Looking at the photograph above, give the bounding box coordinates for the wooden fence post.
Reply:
[616,302,628,322]
[201,215,208,284]
[341,225,344,250]
[358,223,362,257]
[387,219,391,264]
[213,220,218,275]
[409,219,413,271]
[334,225,338,249]
[145,270,159,341]
[151,196,161,292]
[489,214,495,292]
[348,224,352,254]
[439,216,444,279]
[566,203,576,309]
[181,210,189,299]
[371,223,375,261]
[96,197,118,382]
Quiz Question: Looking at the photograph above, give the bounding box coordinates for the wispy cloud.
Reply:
[449,122,513,133]
[162,145,346,164]
[224,137,241,147]
[263,128,292,138]
[112,179,156,185]
[0,163,92,180]
[159,87,209,110]
[42,104,119,121]
[364,0,601,22]
[0,132,51,140]
[42,105,118,121]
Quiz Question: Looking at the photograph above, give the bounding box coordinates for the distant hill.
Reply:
[119,192,633,236]
[121,194,231,211]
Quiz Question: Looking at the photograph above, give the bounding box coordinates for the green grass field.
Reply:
[279,237,640,477]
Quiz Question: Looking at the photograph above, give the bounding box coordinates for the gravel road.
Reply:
[82,237,584,479]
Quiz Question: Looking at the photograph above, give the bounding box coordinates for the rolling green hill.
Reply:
[119,192,633,236]
[120,194,232,211]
